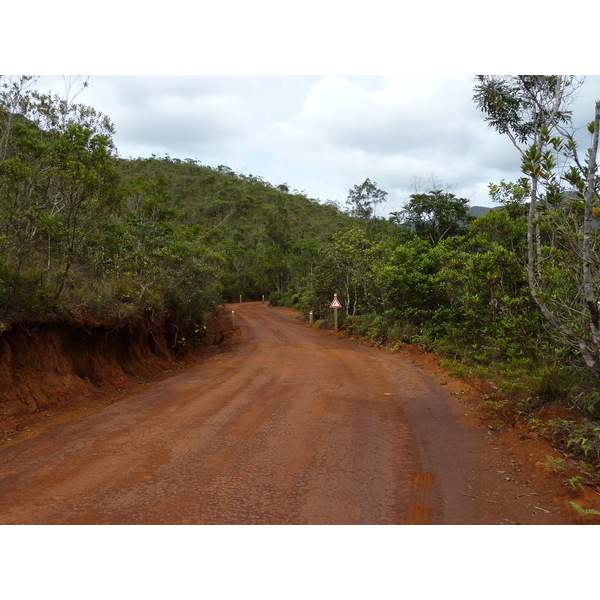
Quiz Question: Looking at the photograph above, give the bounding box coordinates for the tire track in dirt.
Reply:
[0,302,580,524]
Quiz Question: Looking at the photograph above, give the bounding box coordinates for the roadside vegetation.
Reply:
[2,75,600,486]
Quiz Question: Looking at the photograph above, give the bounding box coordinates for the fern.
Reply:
[569,501,600,517]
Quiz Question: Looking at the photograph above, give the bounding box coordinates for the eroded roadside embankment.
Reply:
[0,307,231,439]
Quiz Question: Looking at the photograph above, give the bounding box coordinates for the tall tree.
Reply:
[474,75,600,376]
[346,178,387,221]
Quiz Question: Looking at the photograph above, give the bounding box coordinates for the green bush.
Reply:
[268,290,283,306]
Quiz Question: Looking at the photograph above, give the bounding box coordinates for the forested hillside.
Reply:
[0,77,352,324]
[2,75,600,480]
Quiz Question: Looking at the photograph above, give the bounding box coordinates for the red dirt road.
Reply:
[0,303,585,524]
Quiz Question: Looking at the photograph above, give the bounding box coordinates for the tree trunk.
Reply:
[582,101,600,354]
[525,101,600,377]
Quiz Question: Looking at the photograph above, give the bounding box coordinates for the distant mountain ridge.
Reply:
[468,205,493,218]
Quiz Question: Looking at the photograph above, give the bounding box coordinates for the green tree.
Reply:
[372,235,439,322]
[309,226,374,316]
[474,75,600,377]
[432,208,536,363]
[48,123,121,300]
[0,76,120,312]
[392,189,473,244]
[346,178,387,221]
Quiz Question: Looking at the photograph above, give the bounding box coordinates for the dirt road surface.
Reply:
[0,302,587,524]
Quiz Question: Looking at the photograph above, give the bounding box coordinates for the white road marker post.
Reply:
[330,294,342,332]
[309,310,313,326]
[239,294,242,304]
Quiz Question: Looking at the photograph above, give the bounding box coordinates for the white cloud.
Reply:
[32,74,600,211]
[77,76,260,160]
[264,75,526,207]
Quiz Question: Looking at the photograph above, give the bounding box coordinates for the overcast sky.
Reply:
[31,74,600,215]
[7,2,600,217]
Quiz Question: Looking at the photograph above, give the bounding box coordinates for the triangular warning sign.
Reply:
[330,296,342,308]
